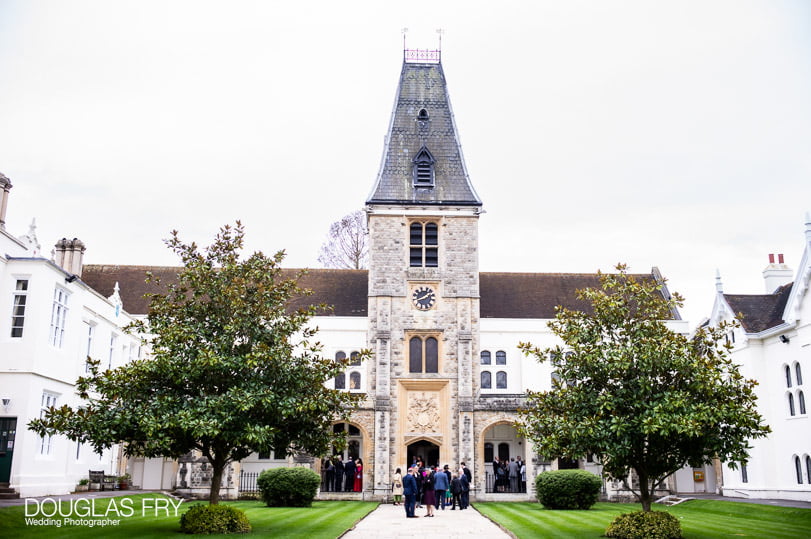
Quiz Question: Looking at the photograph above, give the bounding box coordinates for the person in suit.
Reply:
[508,457,520,492]
[402,466,418,518]
[344,457,356,492]
[459,468,470,509]
[450,471,462,510]
[333,456,344,492]
[433,465,449,510]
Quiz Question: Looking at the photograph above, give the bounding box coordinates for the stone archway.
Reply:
[407,439,440,468]
[479,420,527,494]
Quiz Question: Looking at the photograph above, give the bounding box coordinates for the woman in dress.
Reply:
[354,458,363,492]
[392,467,403,505]
[422,467,436,517]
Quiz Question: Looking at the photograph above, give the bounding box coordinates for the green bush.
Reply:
[534,469,602,509]
[257,466,322,507]
[179,504,251,535]
[605,510,682,539]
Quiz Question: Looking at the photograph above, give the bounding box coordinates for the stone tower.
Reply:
[366,56,483,495]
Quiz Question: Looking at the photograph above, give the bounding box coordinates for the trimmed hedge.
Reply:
[534,469,602,510]
[179,504,251,535]
[605,510,682,539]
[257,466,322,507]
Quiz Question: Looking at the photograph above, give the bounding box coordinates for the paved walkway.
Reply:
[342,502,510,538]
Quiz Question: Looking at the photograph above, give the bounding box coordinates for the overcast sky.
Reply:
[1,0,810,327]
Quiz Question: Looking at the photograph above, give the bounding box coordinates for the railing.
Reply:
[239,471,259,496]
[404,48,440,64]
[485,472,527,494]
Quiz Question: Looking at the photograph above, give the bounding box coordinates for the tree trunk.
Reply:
[637,470,652,512]
[208,458,226,505]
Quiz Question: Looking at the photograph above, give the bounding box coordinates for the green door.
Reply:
[0,418,17,483]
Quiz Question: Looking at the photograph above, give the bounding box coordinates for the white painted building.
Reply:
[708,217,811,502]
[0,173,142,497]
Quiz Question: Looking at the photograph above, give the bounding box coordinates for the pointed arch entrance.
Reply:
[407,440,440,468]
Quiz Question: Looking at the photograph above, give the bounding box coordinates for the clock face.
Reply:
[412,286,436,310]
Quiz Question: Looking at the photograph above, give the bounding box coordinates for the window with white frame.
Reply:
[39,392,58,455]
[806,455,811,484]
[49,287,69,347]
[785,365,793,387]
[480,349,509,391]
[84,322,95,372]
[795,455,803,484]
[788,392,796,416]
[796,362,804,386]
[10,279,29,338]
[334,350,364,392]
[798,390,806,415]
[741,463,748,483]
[108,334,118,369]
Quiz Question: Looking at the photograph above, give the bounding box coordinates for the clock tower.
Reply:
[365,54,483,495]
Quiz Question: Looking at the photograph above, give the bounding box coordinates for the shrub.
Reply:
[534,469,602,509]
[257,466,322,507]
[605,510,682,539]
[179,504,251,535]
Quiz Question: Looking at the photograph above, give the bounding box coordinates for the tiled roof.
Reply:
[80,266,369,317]
[723,283,793,333]
[366,62,481,206]
[82,266,670,320]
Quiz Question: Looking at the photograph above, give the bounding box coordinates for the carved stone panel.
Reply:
[406,391,441,433]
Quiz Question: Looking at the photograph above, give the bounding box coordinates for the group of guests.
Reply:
[322,456,363,492]
[391,458,472,518]
[491,456,526,493]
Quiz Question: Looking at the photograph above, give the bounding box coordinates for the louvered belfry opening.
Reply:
[413,146,435,187]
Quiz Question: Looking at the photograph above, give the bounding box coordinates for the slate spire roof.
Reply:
[366,61,482,206]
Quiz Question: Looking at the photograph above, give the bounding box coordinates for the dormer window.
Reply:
[418,108,429,121]
[412,146,435,187]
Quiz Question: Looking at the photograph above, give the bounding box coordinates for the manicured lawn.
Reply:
[0,493,378,538]
[475,500,811,538]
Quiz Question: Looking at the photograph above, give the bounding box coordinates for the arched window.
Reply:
[336,351,347,362]
[484,443,494,463]
[498,443,510,462]
[788,393,796,416]
[409,222,438,267]
[349,351,361,366]
[349,372,361,390]
[481,371,492,389]
[409,335,439,373]
[806,455,811,483]
[418,108,429,121]
[785,365,793,387]
[796,363,804,386]
[335,372,346,390]
[798,390,806,415]
[496,371,507,389]
[795,456,803,484]
[496,351,506,365]
[741,463,749,483]
[481,350,491,365]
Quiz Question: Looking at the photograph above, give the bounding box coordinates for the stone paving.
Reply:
[341,502,511,538]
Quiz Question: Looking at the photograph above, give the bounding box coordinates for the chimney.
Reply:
[0,172,11,229]
[762,253,793,293]
[53,238,86,278]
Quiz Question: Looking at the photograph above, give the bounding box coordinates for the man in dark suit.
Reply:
[459,469,470,509]
[344,457,356,493]
[402,466,418,518]
[333,456,344,492]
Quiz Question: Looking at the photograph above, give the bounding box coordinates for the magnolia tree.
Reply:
[30,222,364,504]
[518,264,770,511]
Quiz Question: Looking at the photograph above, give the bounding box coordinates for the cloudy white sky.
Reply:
[1,0,810,327]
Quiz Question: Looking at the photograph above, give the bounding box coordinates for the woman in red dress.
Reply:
[354,458,363,492]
